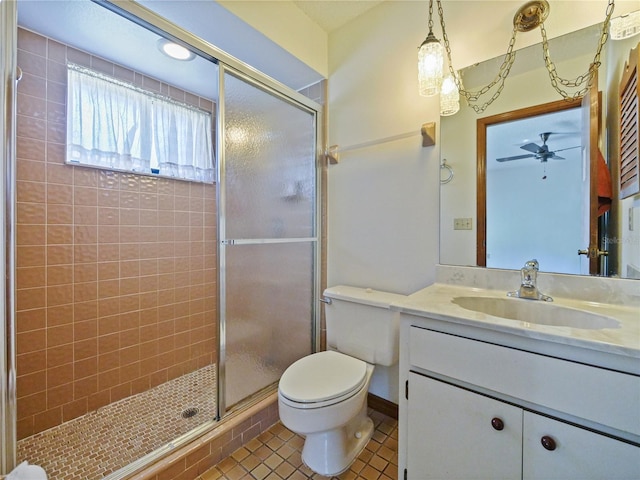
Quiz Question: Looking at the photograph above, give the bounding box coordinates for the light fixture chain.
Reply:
[539,0,614,101]
[437,0,520,113]
[428,0,435,32]
[433,0,615,114]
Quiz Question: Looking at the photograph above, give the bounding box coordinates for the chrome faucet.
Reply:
[507,259,553,302]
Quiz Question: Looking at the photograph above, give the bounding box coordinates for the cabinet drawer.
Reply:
[409,327,640,437]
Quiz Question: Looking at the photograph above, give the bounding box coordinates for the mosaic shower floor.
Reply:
[17,364,217,480]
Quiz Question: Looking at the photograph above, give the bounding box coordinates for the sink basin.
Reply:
[452,296,621,330]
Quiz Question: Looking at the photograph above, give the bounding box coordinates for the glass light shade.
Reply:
[418,35,444,97]
[610,10,640,40]
[440,74,460,116]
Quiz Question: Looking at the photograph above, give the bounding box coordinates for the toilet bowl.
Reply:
[279,350,374,475]
[278,285,406,476]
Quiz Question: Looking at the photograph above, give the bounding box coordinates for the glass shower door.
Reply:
[218,67,318,413]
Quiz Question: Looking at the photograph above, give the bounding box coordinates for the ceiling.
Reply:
[291,0,384,32]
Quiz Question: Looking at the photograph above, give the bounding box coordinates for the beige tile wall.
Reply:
[15,27,218,440]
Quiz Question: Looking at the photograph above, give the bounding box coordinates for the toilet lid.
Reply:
[279,351,367,404]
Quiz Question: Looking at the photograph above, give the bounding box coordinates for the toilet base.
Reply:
[301,404,374,476]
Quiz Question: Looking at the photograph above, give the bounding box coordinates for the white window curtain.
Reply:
[66,64,214,183]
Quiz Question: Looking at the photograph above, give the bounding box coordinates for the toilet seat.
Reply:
[279,351,368,408]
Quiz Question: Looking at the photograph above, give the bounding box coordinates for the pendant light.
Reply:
[439,73,460,116]
[417,0,615,115]
[417,0,444,97]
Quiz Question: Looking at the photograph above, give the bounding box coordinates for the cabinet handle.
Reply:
[491,417,504,431]
[541,435,556,451]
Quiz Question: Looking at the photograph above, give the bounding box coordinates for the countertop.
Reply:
[391,282,640,374]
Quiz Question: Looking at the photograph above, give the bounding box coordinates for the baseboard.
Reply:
[367,393,398,420]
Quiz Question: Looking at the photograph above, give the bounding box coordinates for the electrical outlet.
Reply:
[453,218,472,230]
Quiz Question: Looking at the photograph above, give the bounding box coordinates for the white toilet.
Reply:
[278,285,405,476]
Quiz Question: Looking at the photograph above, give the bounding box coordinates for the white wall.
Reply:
[326,1,442,402]
[327,1,441,297]
[217,0,328,81]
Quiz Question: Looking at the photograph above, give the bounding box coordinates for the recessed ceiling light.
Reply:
[157,38,195,61]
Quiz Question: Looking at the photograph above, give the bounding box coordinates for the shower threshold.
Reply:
[17,364,217,480]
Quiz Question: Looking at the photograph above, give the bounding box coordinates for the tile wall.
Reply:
[130,395,280,480]
[15,27,218,440]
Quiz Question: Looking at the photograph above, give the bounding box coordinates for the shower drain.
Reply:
[181,407,199,419]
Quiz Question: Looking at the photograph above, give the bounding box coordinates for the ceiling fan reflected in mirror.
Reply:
[496,132,580,163]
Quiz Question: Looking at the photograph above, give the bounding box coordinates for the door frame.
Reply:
[1,0,18,474]
[476,98,584,267]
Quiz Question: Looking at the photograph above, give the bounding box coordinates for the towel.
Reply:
[6,461,48,480]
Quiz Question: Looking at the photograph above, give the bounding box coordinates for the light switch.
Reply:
[454,218,472,230]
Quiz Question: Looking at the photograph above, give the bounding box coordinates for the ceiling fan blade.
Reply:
[552,145,581,153]
[545,131,580,137]
[520,143,543,153]
[549,154,565,160]
[496,154,535,162]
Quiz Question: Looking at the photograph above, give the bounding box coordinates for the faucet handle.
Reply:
[524,259,539,270]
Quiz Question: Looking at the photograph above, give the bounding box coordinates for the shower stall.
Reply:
[0,1,321,478]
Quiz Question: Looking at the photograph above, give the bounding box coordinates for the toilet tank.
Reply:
[323,285,407,366]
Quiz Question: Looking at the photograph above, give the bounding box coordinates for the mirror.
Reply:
[440,22,640,279]
[480,100,588,274]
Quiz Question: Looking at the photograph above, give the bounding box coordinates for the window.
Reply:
[66,64,214,183]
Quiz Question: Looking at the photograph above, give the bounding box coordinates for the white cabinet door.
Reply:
[523,412,640,480]
[407,372,522,480]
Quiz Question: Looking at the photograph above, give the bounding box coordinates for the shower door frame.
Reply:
[0,0,323,474]
[1,0,18,474]
[216,64,322,417]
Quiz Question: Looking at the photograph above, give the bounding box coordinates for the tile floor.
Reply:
[197,409,398,480]
[17,365,217,480]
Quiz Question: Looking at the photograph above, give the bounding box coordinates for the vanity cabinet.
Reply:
[407,373,522,479]
[401,325,640,480]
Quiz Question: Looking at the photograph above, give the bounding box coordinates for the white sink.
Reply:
[452,296,621,330]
